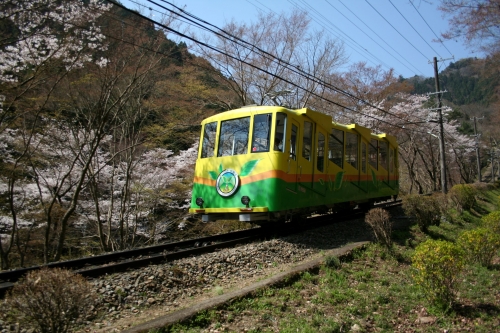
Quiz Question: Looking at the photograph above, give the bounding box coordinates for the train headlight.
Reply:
[241,196,251,208]
[196,197,204,208]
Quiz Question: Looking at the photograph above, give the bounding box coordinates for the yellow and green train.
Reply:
[189,106,398,223]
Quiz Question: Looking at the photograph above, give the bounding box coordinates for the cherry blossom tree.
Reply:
[0,0,111,268]
[356,93,476,193]
[0,0,199,266]
[0,0,110,130]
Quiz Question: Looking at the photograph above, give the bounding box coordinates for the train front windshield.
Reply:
[218,117,250,156]
[200,112,288,158]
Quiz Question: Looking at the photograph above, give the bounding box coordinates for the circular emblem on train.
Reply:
[216,169,240,197]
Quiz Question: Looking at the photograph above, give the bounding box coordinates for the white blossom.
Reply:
[0,0,111,82]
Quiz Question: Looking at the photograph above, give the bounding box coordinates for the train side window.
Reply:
[217,117,250,157]
[274,113,287,152]
[252,113,272,153]
[201,121,217,158]
[302,121,313,161]
[361,141,367,173]
[290,124,298,160]
[317,132,325,172]
[346,132,358,169]
[328,128,343,168]
[389,148,394,173]
[379,141,388,170]
[369,139,378,169]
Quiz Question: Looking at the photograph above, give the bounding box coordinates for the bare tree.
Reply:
[194,9,347,108]
[438,0,500,54]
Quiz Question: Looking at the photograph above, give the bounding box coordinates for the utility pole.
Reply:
[491,137,498,182]
[473,116,482,182]
[433,56,448,194]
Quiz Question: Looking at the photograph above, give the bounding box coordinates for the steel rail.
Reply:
[0,200,401,297]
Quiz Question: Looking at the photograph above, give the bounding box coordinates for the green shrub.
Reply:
[432,192,454,223]
[324,255,341,269]
[365,208,392,247]
[412,239,465,308]
[449,184,477,212]
[482,211,500,235]
[457,228,500,267]
[5,268,96,333]
[402,194,441,232]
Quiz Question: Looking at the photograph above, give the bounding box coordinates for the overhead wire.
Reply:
[146,0,433,126]
[336,0,425,76]
[104,0,439,134]
[364,0,430,61]
[108,0,423,129]
[245,0,277,15]
[250,0,423,77]
[387,0,442,58]
[289,0,397,74]
[323,0,420,76]
[409,0,454,57]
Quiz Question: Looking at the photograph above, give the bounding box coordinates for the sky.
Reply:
[119,0,482,79]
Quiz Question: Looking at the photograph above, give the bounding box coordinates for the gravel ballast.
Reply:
[2,213,393,333]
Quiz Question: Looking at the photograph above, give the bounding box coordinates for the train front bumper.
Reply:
[189,207,269,222]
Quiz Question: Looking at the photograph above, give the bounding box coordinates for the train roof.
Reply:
[202,105,397,145]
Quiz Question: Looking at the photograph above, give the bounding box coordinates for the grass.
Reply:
[162,188,500,333]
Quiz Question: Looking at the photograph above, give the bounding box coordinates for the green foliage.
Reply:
[5,268,96,333]
[450,184,478,212]
[412,239,465,308]
[402,194,441,232]
[365,208,392,247]
[408,57,499,106]
[457,228,500,267]
[432,192,455,223]
[481,211,500,234]
[214,286,224,295]
[324,255,341,269]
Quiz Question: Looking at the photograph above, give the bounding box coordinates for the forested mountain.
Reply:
[0,2,240,269]
[403,57,500,140]
[406,57,499,106]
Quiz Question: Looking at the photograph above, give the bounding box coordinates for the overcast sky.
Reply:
[119,0,481,79]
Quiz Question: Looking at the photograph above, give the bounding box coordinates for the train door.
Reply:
[389,146,396,189]
[360,140,368,193]
[286,120,299,192]
[345,131,360,188]
[379,140,390,186]
[313,128,327,196]
[299,121,314,192]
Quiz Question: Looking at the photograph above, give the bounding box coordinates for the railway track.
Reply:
[0,200,401,297]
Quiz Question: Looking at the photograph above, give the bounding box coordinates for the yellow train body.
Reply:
[189,106,399,222]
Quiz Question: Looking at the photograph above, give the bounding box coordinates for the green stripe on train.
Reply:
[191,178,398,212]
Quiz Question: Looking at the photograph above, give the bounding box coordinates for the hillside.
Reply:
[0,3,240,269]
[404,57,500,142]
[406,57,499,106]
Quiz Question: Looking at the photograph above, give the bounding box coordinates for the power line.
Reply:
[336,0,426,76]
[106,0,437,133]
[364,0,430,61]
[325,0,422,76]
[289,0,397,74]
[148,0,432,125]
[409,0,454,57]
[387,0,442,58]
